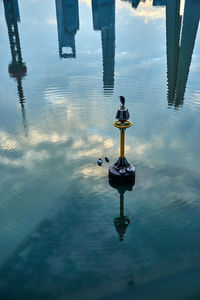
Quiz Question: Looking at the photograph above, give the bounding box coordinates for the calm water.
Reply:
[0,0,200,299]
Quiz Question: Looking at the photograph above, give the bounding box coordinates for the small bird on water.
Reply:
[97,158,103,166]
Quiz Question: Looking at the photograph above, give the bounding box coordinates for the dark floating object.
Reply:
[97,158,103,166]
[120,95,125,106]
[105,157,109,163]
[109,96,135,185]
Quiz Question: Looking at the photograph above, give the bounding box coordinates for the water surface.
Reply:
[0,0,200,299]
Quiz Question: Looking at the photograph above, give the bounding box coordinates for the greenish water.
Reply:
[0,0,200,299]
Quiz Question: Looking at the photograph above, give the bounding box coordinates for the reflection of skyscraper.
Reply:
[166,0,200,108]
[166,0,181,106]
[131,0,140,9]
[175,0,200,106]
[153,0,166,6]
[55,0,79,58]
[121,0,145,10]
[3,0,28,135]
[92,0,115,94]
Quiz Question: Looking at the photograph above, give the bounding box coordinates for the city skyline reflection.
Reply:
[2,0,200,107]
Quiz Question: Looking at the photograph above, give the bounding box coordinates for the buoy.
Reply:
[108,96,135,185]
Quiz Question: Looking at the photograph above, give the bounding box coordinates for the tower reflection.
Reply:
[166,0,200,108]
[153,0,166,6]
[92,0,115,94]
[109,181,135,241]
[55,0,79,58]
[121,0,145,10]
[166,0,181,106]
[3,0,28,136]
[121,0,167,10]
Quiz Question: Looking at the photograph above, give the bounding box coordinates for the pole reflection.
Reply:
[3,0,28,136]
[109,180,135,241]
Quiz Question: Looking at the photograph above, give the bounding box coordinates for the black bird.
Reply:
[120,96,125,106]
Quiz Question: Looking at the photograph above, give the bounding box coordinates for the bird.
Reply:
[105,157,109,163]
[97,158,103,166]
[120,96,125,106]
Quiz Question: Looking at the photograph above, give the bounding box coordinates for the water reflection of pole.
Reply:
[109,181,134,241]
[113,191,130,241]
[17,78,28,134]
[3,0,28,136]
[92,0,115,94]
[55,0,79,58]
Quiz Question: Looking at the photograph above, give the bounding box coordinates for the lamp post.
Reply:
[109,96,135,185]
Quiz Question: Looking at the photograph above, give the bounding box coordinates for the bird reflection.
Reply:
[55,0,79,58]
[3,0,28,136]
[109,180,135,241]
[92,0,115,94]
[166,0,200,108]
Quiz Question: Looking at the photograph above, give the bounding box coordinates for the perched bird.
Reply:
[105,157,109,163]
[120,96,125,106]
[97,158,103,166]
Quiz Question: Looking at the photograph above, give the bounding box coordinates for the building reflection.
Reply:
[166,0,200,108]
[92,0,115,94]
[3,0,28,136]
[153,0,166,6]
[121,0,145,10]
[120,0,167,10]
[55,0,79,58]
[166,0,181,106]
[109,181,135,241]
